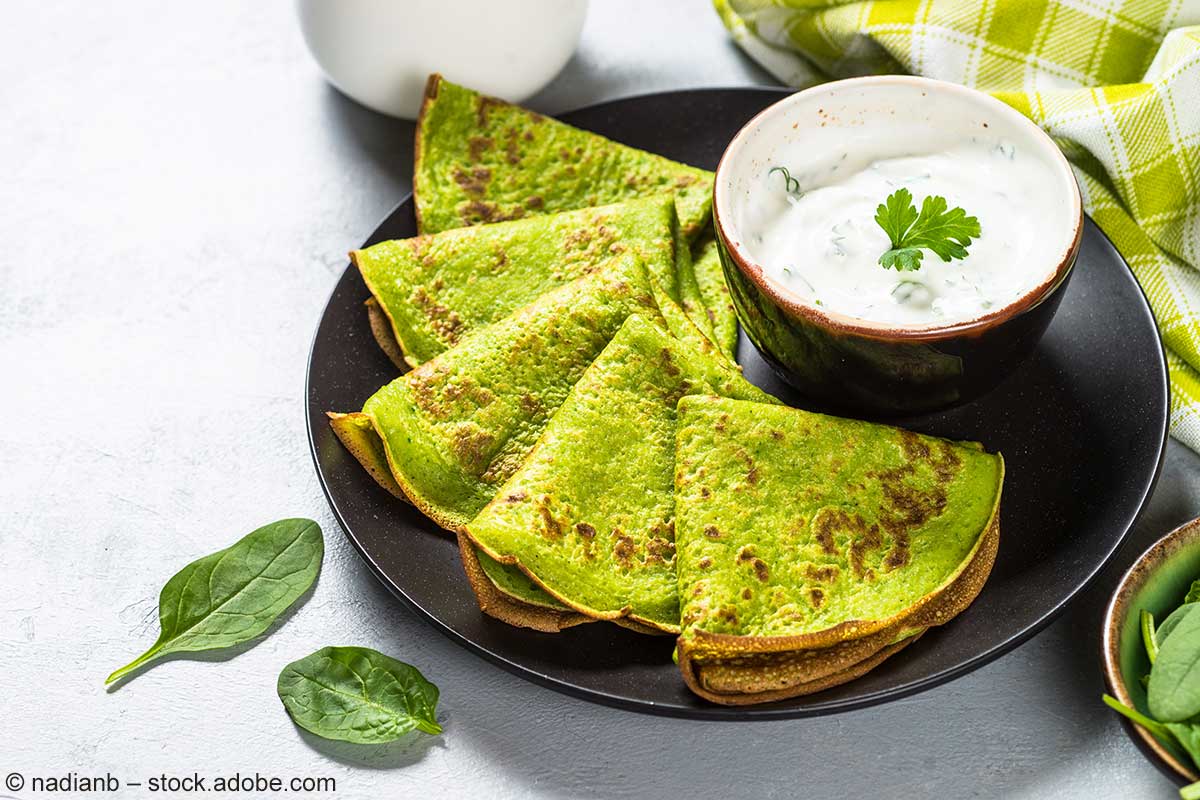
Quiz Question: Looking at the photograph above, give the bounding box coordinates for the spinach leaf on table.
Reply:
[106,518,324,686]
[277,646,442,743]
[1151,603,1200,722]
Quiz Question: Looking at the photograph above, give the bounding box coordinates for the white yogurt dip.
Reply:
[719,79,1078,329]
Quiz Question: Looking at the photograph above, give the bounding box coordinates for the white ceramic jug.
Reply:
[296,0,589,119]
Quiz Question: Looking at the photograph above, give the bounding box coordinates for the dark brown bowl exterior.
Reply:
[716,226,1080,415]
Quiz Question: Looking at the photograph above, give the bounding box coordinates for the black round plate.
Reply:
[306,88,1169,718]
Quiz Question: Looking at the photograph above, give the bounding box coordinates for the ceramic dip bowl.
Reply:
[1102,517,1200,787]
[713,76,1082,414]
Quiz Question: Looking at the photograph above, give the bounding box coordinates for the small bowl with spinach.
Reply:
[1103,516,1200,793]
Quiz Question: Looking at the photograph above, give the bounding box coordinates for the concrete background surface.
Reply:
[0,2,1191,797]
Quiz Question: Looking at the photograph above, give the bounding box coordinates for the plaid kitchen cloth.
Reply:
[715,0,1200,450]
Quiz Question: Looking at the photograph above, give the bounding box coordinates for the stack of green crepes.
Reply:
[330,76,1005,704]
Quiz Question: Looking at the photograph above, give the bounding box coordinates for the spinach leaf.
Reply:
[1150,605,1200,721]
[1156,603,1200,649]
[1144,610,1160,665]
[1187,579,1200,605]
[1167,721,1200,770]
[106,518,323,686]
[277,646,442,742]
[1103,694,1176,744]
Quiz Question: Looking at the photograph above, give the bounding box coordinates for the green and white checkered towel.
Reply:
[715,0,1200,450]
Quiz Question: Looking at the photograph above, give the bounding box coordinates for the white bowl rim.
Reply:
[712,75,1084,337]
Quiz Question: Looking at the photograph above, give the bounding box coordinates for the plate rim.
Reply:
[305,87,1170,719]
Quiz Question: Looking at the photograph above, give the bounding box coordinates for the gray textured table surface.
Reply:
[1,2,1193,797]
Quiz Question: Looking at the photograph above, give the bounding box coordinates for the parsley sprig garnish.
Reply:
[874,188,981,271]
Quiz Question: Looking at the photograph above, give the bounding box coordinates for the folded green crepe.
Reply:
[354,196,700,368]
[673,396,1003,705]
[465,315,775,633]
[690,229,738,358]
[336,252,662,533]
[415,74,713,240]
[327,412,592,628]
[414,74,718,341]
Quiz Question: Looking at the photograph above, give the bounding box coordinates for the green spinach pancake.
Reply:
[673,396,1003,705]
[413,74,725,346]
[353,196,700,368]
[465,315,775,632]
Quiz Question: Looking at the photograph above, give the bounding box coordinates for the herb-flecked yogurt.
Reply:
[739,136,1067,326]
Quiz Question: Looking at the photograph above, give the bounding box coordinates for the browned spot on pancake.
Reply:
[475,96,504,126]
[704,525,722,539]
[439,376,493,408]
[559,147,572,160]
[612,529,635,566]
[899,430,931,461]
[936,441,962,481]
[717,605,739,625]
[884,530,911,570]
[659,348,681,377]
[431,276,445,291]
[575,522,596,539]
[752,558,769,582]
[849,523,883,581]
[770,430,784,441]
[697,556,713,570]
[675,174,701,188]
[715,414,729,433]
[451,426,496,472]
[410,287,465,344]
[741,587,753,600]
[563,226,592,251]
[504,128,521,165]
[808,587,825,609]
[805,564,840,583]
[519,393,543,416]
[700,487,711,499]
[879,476,946,533]
[452,165,492,196]
[536,500,562,540]
[646,537,675,564]
[812,508,867,555]
[736,545,755,563]
[504,491,527,503]
[525,195,544,210]
[458,199,510,225]
[522,130,533,141]
[746,466,760,485]
[467,135,493,161]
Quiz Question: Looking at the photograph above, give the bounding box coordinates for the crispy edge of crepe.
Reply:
[677,489,1000,704]
[697,625,924,694]
[328,412,408,501]
[363,297,410,371]
[456,533,668,635]
[456,533,596,632]
[685,633,927,706]
[331,410,603,630]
